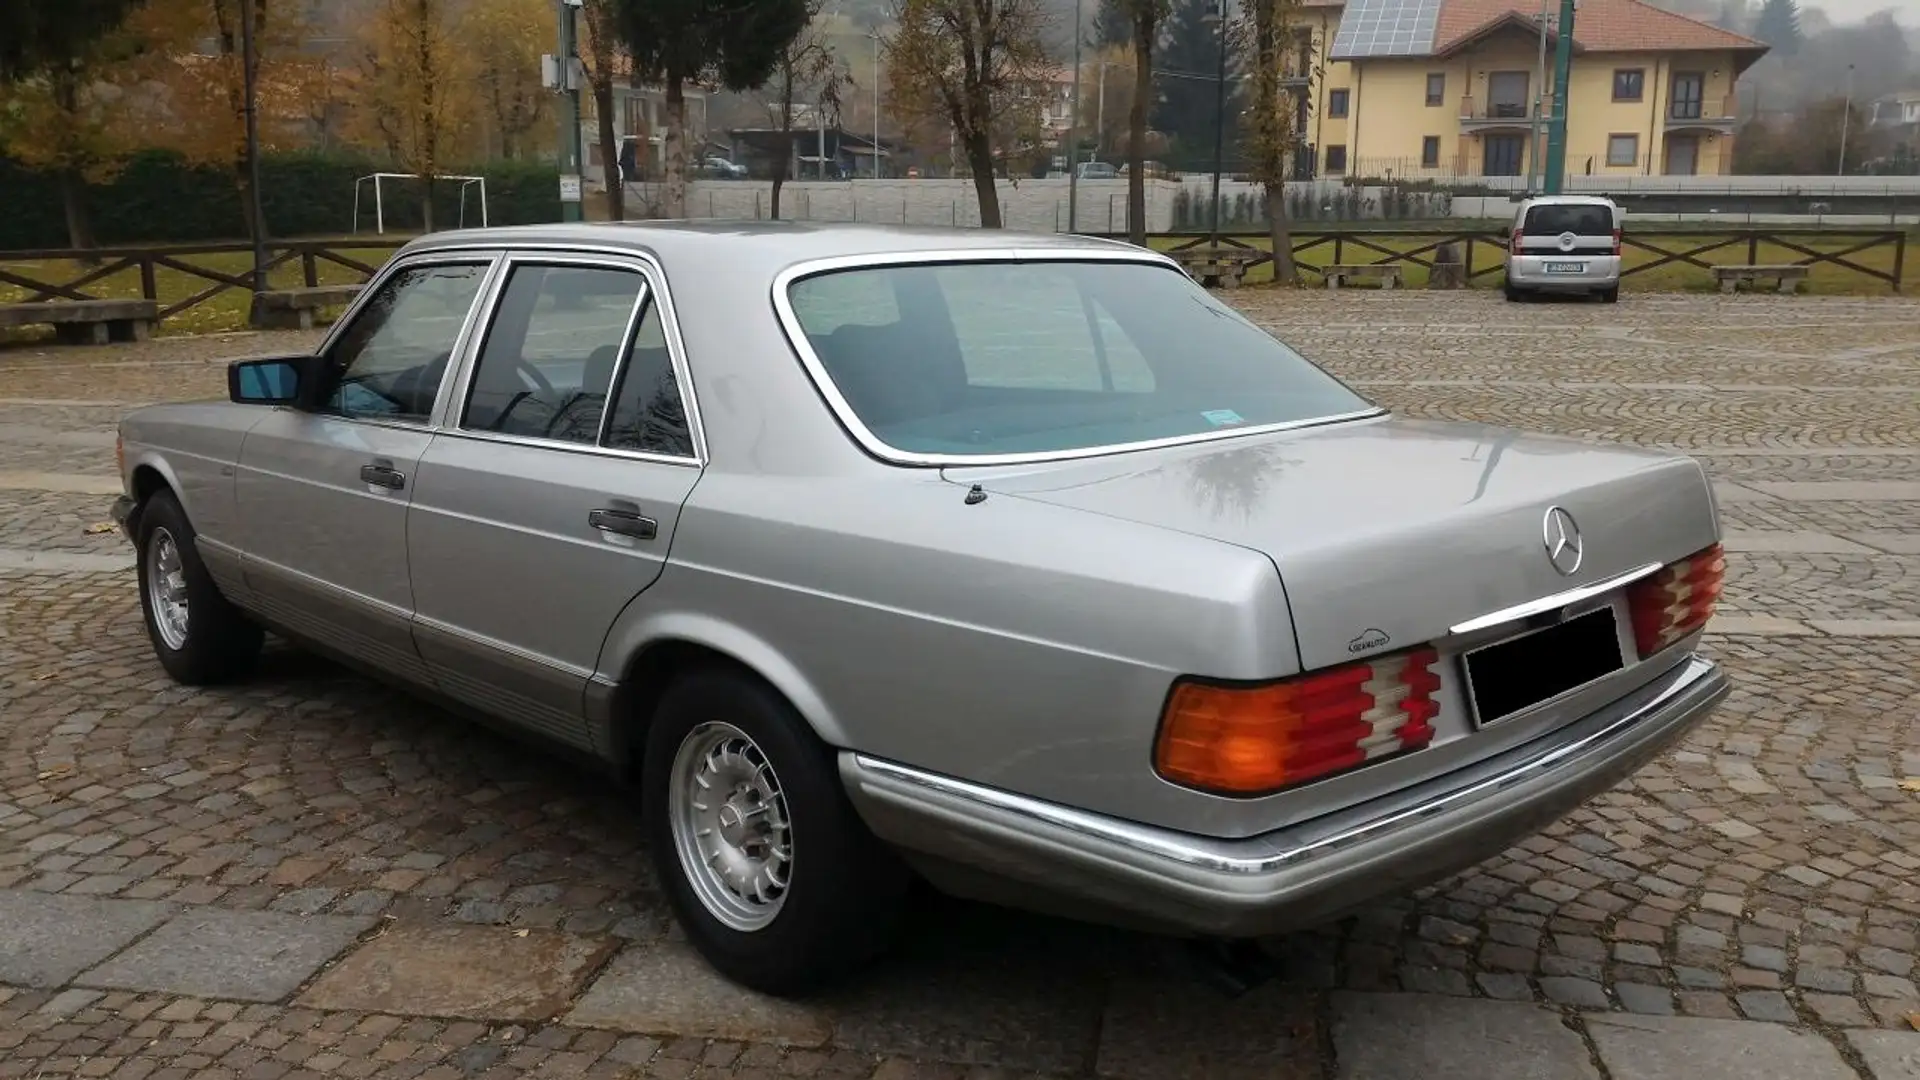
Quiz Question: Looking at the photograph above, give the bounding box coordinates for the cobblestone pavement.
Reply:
[2,292,1918,1079]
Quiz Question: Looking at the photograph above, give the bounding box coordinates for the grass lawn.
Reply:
[1149,231,1912,294]
[0,243,405,340]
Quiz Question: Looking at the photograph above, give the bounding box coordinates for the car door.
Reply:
[404,255,703,750]
[232,256,496,681]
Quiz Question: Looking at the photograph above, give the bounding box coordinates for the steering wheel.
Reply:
[514,361,555,397]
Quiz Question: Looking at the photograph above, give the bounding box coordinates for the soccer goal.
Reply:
[351,173,490,234]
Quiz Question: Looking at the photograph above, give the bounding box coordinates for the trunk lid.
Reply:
[947,416,1718,673]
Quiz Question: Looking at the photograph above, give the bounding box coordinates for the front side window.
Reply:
[786,260,1371,459]
[324,262,489,423]
[463,264,646,444]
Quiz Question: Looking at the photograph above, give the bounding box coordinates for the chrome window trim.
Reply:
[309,252,506,431]
[768,248,1387,468]
[324,240,711,465]
[447,253,670,454]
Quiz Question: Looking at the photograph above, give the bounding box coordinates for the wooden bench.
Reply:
[1712,264,1809,294]
[1324,263,1403,290]
[250,284,365,330]
[1169,247,1262,289]
[0,299,158,344]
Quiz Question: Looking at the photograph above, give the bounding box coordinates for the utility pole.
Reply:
[1531,0,1549,194]
[1068,0,1084,231]
[871,30,882,178]
[554,0,585,222]
[239,0,268,288]
[1541,0,1575,193]
[1837,63,1855,176]
[1208,0,1228,245]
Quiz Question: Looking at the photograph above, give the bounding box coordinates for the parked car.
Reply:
[697,156,749,179]
[1504,194,1624,302]
[113,223,1728,996]
[1074,161,1120,180]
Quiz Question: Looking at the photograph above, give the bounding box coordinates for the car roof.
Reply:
[1518,195,1619,208]
[399,221,1151,276]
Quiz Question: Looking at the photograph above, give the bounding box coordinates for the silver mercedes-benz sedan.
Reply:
[112,223,1728,995]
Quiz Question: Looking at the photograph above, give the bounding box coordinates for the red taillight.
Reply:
[1154,648,1441,796]
[1628,544,1725,657]
[1510,227,1524,256]
[1612,227,1623,255]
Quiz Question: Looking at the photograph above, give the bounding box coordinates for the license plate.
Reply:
[1462,607,1624,726]
[1545,261,1585,274]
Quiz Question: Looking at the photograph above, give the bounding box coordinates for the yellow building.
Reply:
[1298,0,1767,180]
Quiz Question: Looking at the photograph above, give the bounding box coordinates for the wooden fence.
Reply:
[0,227,1907,334]
[1151,227,1908,290]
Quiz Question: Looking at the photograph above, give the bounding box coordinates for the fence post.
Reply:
[1334,236,1344,265]
[1747,233,1758,265]
[302,250,318,288]
[140,257,158,303]
[1464,237,1475,280]
[1893,232,1906,293]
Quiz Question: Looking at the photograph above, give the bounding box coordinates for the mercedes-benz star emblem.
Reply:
[1542,506,1584,577]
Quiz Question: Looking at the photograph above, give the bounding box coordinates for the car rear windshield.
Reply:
[1523,204,1614,236]
[784,259,1372,459]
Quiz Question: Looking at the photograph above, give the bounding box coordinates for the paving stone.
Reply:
[565,943,832,1046]
[78,908,375,1002]
[1735,991,1799,1024]
[1539,977,1609,1009]
[297,923,619,1023]
[1585,1013,1857,1079]
[1094,976,1318,1080]
[1331,993,1599,1080]
[0,891,175,987]
[1615,984,1676,1016]
[1846,1030,1920,1080]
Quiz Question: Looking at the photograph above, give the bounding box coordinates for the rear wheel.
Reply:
[1503,281,1525,302]
[1599,287,1620,304]
[135,490,263,685]
[644,668,908,995]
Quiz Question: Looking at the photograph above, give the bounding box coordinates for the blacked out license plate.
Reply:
[1463,607,1625,726]
[1545,261,1585,274]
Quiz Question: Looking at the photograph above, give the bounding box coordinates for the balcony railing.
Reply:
[1665,94,1738,129]
[1458,96,1537,126]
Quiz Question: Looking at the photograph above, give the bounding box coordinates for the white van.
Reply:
[1504,195,1624,303]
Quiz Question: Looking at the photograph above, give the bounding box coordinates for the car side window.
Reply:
[324,263,489,423]
[462,264,646,444]
[936,264,1155,393]
[602,299,694,458]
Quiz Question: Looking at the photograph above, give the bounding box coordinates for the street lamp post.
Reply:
[870,30,883,178]
[1837,63,1855,177]
[239,0,268,288]
[1207,0,1228,246]
[554,0,585,222]
[1068,0,1085,232]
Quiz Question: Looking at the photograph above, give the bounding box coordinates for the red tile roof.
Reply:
[1433,0,1766,58]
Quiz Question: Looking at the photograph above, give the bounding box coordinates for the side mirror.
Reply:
[227,356,308,405]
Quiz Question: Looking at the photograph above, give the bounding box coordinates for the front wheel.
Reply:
[643,669,908,995]
[135,490,263,685]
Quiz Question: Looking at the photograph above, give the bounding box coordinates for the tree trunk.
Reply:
[59,168,98,259]
[596,76,621,220]
[965,129,1001,228]
[1265,185,1297,285]
[664,76,689,219]
[772,62,794,220]
[1127,17,1154,247]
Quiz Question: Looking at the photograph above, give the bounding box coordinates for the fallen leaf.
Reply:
[37,764,72,780]
[512,929,530,938]
[84,522,116,535]
[32,671,57,681]
[1908,1012,1920,1032]
[1900,778,1920,793]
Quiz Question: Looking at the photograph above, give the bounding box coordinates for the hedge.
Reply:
[0,150,562,250]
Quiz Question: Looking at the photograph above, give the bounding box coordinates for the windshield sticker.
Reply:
[1201,408,1246,426]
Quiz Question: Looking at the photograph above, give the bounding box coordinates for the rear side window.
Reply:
[463,264,645,444]
[1523,204,1614,236]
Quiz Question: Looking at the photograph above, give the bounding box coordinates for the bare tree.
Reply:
[764,0,848,219]
[1121,0,1167,246]
[1240,0,1306,283]
[886,0,1052,228]
[580,0,625,220]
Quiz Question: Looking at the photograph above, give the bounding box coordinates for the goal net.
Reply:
[351,173,490,234]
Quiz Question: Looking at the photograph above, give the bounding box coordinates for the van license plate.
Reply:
[1545,261,1585,274]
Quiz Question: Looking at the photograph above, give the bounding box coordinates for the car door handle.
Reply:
[360,464,406,490]
[589,508,657,540]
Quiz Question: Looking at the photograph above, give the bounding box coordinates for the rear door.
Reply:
[1519,202,1617,260]
[404,255,703,750]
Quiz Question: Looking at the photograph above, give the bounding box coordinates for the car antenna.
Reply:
[964,484,987,505]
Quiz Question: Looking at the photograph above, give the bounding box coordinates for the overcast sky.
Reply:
[1805,0,1919,24]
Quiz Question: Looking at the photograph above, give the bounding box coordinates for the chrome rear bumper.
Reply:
[841,654,1726,937]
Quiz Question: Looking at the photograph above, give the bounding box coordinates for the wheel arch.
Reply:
[598,616,848,780]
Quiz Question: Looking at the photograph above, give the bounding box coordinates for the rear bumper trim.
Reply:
[842,653,1726,935]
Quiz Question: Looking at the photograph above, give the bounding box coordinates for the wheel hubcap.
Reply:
[146,527,190,651]
[667,722,792,931]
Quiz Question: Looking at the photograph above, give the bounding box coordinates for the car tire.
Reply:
[1503,282,1524,302]
[135,489,264,685]
[644,668,908,996]
[1599,287,1620,304]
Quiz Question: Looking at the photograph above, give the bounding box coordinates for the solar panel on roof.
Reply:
[1329,0,1443,58]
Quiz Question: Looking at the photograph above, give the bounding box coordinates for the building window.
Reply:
[1426,73,1445,107]
[1325,144,1347,174]
[1670,72,1704,120]
[1613,69,1645,102]
[1421,136,1441,168]
[1606,133,1639,167]
[1327,88,1349,118]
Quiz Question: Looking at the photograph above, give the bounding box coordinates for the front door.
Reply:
[404,258,703,749]
[1483,134,1526,177]
[1664,135,1700,176]
[233,258,494,678]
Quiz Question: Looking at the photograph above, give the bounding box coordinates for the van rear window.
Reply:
[1524,205,1614,236]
